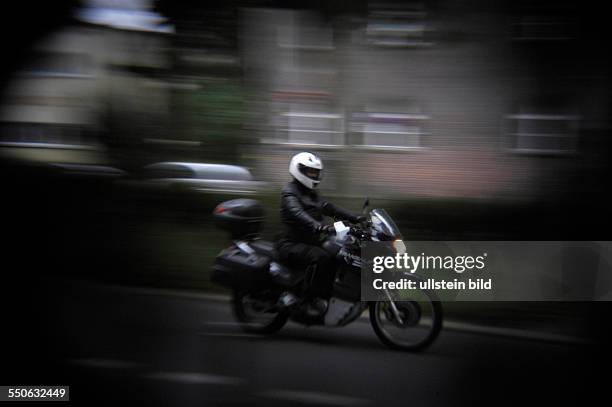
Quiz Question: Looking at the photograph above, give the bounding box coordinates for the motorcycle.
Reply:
[210,198,442,351]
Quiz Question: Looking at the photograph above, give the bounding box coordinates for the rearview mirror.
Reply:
[361,197,370,214]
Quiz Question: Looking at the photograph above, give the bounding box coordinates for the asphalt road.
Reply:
[2,279,608,407]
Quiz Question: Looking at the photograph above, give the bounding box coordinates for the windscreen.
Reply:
[370,208,402,240]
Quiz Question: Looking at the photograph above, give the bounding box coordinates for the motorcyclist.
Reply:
[276,152,364,313]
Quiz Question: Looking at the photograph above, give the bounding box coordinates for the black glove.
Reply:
[315,224,334,235]
[352,215,368,224]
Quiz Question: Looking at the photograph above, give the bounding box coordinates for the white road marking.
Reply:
[260,389,370,406]
[144,371,244,385]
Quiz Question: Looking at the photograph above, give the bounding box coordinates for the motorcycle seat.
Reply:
[248,239,306,287]
[249,239,277,260]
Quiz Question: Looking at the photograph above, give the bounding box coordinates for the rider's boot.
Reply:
[312,297,329,314]
[304,297,328,316]
[277,291,298,308]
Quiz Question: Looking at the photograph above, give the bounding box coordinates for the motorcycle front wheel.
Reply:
[232,290,289,334]
[369,286,442,351]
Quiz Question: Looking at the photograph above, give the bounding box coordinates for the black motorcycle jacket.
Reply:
[279,179,359,246]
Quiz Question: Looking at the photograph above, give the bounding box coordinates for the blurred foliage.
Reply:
[182,79,247,143]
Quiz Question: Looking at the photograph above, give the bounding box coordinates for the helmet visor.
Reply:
[298,164,321,181]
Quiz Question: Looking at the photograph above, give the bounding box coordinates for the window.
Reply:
[278,108,344,146]
[365,2,433,47]
[350,102,429,149]
[503,112,579,154]
[267,95,344,146]
[144,165,193,179]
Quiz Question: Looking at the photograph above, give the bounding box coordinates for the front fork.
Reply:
[383,288,404,325]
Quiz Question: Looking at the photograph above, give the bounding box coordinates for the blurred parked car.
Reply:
[124,162,266,196]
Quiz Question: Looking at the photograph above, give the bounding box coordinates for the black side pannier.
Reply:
[211,246,271,290]
[213,199,264,240]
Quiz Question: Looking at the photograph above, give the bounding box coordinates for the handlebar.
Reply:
[348,224,371,240]
[325,219,372,240]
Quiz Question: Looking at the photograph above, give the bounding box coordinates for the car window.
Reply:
[145,166,194,179]
[193,166,252,181]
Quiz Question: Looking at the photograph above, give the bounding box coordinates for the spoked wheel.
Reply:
[232,290,289,334]
[370,282,442,351]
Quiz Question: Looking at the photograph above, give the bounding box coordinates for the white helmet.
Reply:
[289,152,323,189]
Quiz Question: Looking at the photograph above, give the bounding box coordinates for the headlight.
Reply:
[393,239,406,254]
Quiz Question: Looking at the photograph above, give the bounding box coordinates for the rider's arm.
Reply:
[321,200,359,223]
[282,190,323,232]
